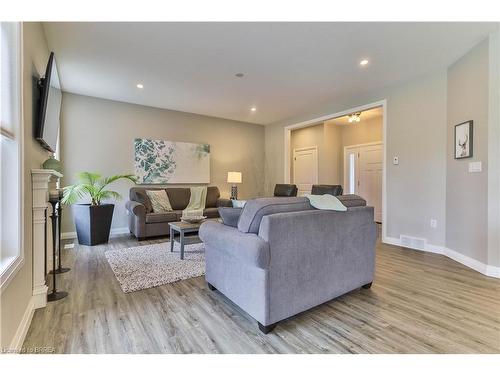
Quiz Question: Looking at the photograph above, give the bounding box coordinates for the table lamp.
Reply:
[227,171,242,200]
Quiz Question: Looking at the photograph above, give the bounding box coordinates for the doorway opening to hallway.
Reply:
[284,101,386,229]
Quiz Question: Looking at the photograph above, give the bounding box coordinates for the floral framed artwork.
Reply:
[454,121,473,159]
[134,138,210,184]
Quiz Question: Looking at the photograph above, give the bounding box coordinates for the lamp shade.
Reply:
[227,171,242,184]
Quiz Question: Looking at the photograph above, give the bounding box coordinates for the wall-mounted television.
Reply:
[35,52,62,153]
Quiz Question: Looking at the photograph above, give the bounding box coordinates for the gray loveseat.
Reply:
[126,186,232,240]
[199,196,377,333]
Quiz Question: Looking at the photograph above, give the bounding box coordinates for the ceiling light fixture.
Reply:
[136,83,144,89]
[359,59,369,66]
[250,107,257,112]
[235,73,244,78]
[348,112,362,123]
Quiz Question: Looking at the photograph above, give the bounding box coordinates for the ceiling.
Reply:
[325,107,382,126]
[42,22,498,125]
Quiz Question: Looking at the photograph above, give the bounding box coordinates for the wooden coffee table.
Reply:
[169,219,219,259]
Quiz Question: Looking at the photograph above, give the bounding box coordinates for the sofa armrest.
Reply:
[199,221,270,269]
[126,200,146,218]
[216,198,233,208]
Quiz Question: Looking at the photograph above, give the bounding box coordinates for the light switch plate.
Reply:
[393,156,399,165]
[468,161,482,173]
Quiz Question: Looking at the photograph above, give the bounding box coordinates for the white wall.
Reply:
[0,22,51,349]
[266,69,448,247]
[266,33,500,273]
[446,39,489,264]
[60,92,265,233]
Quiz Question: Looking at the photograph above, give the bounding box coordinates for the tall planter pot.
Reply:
[72,204,114,246]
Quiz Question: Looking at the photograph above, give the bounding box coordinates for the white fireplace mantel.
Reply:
[31,169,63,309]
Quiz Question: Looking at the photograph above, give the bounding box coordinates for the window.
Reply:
[1,22,23,287]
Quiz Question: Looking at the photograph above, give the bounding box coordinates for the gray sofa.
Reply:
[199,196,377,333]
[126,186,232,239]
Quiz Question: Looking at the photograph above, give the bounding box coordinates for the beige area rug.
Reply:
[104,242,205,293]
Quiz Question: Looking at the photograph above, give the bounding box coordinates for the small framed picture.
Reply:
[454,121,473,159]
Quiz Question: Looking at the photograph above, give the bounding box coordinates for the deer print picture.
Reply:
[454,121,473,159]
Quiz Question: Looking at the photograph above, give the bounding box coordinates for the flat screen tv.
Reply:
[35,52,62,153]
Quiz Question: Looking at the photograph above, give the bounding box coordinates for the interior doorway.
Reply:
[344,142,383,222]
[293,146,318,196]
[284,100,386,235]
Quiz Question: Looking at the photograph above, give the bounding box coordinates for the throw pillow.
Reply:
[146,190,173,213]
[218,207,242,227]
[232,199,247,208]
[304,194,347,211]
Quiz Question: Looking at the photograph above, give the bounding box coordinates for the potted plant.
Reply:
[62,172,137,246]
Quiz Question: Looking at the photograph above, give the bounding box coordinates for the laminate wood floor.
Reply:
[23,235,500,353]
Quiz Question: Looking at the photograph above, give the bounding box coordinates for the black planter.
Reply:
[72,204,114,246]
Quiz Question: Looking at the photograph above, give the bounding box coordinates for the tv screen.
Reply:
[35,52,61,153]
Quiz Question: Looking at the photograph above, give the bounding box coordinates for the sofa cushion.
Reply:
[338,194,367,208]
[237,197,314,234]
[145,212,178,224]
[218,207,242,227]
[206,186,220,208]
[166,188,191,210]
[203,207,219,219]
[130,188,154,213]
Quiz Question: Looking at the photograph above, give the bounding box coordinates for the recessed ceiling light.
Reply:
[250,107,257,112]
[136,83,144,89]
[235,73,244,78]
[359,59,369,66]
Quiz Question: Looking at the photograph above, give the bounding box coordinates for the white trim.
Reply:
[61,226,130,240]
[383,236,500,279]
[1,22,25,292]
[284,99,388,240]
[343,141,384,196]
[292,146,319,192]
[8,296,35,352]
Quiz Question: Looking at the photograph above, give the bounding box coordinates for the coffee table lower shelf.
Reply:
[168,220,210,260]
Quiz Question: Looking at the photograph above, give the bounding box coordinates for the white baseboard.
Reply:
[61,227,130,240]
[382,236,500,279]
[8,296,35,352]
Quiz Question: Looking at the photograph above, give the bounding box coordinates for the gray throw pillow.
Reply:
[218,207,242,228]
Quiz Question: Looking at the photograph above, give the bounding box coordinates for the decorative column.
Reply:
[31,169,63,309]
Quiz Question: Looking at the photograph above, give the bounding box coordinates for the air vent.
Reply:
[399,235,426,251]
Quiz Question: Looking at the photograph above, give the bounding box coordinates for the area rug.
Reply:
[104,242,205,293]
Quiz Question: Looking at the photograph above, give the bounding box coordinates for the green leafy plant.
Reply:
[62,172,137,206]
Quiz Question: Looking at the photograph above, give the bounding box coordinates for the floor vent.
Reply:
[399,235,426,251]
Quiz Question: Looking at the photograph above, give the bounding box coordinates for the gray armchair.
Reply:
[199,196,377,333]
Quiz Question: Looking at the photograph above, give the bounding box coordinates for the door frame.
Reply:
[283,99,387,242]
[343,141,383,194]
[292,146,319,195]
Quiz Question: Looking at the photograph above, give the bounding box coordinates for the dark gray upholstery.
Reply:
[338,194,366,207]
[311,184,343,196]
[273,184,298,197]
[126,186,227,239]
[199,197,377,328]
[218,207,243,227]
[203,207,219,219]
[145,212,178,223]
[166,188,191,210]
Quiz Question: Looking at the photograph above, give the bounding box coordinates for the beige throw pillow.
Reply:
[145,190,173,213]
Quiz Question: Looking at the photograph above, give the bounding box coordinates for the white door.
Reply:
[293,147,318,196]
[344,143,383,222]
